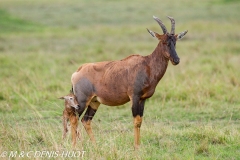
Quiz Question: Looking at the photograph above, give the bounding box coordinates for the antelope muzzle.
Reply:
[173,58,180,65]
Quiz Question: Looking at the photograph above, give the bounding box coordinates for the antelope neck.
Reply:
[146,42,169,82]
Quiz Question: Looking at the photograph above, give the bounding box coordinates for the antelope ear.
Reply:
[155,33,166,41]
[176,30,188,40]
[147,28,156,37]
[147,29,164,41]
[58,96,66,100]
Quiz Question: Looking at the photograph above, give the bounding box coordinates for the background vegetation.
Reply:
[0,0,239,159]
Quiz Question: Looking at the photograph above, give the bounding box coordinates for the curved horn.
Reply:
[153,15,168,34]
[167,16,175,35]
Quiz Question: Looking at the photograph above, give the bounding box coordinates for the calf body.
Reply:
[59,93,81,147]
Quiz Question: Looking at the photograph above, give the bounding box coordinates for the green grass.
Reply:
[0,0,240,159]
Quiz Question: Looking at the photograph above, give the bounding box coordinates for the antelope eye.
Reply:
[69,97,73,100]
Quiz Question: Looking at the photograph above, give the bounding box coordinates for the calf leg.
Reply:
[62,110,68,140]
[69,113,78,147]
[81,103,99,143]
[131,97,145,150]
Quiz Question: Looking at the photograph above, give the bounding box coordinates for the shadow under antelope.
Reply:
[71,16,188,149]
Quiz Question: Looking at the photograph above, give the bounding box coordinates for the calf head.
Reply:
[59,92,80,110]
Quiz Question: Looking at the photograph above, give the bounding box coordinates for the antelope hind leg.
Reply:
[81,104,99,143]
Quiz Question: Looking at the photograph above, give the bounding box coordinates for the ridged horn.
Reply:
[153,15,168,34]
[167,16,175,35]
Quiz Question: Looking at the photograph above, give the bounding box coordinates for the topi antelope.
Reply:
[59,91,81,147]
[71,16,188,149]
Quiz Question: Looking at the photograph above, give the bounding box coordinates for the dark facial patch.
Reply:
[167,35,179,63]
[168,35,176,46]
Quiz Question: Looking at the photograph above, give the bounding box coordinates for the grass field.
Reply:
[0,0,240,159]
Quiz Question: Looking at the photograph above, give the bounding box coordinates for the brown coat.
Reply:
[70,16,187,149]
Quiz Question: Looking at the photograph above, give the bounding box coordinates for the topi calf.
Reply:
[59,92,81,147]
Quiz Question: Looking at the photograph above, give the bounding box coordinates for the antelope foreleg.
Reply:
[81,105,98,143]
[82,120,96,143]
[133,115,143,150]
[131,98,145,150]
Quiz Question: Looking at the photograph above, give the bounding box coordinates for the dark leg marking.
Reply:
[131,96,145,150]
[132,96,145,117]
[82,105,97,122]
